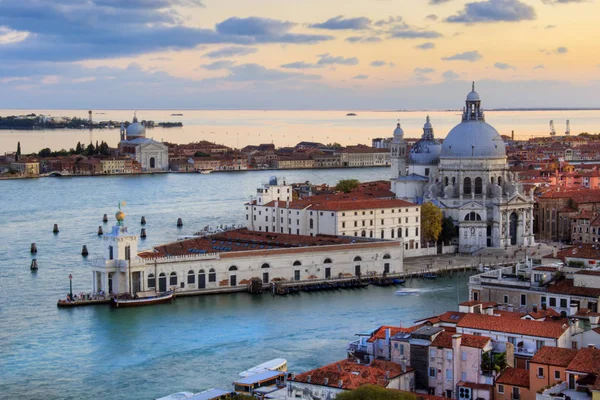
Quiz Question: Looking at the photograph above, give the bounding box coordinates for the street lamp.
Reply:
[69,273,73,299]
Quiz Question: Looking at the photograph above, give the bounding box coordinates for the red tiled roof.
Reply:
[540,189,600,204]
[556,245,600,261]
[532,266,558,272]
[292,359,412,390]
[526,307,561,320]
[547,279,600,298]
[430,331,453,348]
[459,382,493,391]
[262,197,417,211]
[531,346,578,367]
[567,347,600,374]
[457,313,568,339]
[367,325,419,343]
[496,368,530,388]
[460,301,482,307]
[576,270,600,276]
[430,331,490,349]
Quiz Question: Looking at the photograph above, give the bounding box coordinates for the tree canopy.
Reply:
[439,216,456,245]
[336,385,418,400]
[421,202,443,242]
[336,179,360,193]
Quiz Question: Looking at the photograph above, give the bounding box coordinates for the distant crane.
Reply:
[549,120,556,137]
[565,120,571,136]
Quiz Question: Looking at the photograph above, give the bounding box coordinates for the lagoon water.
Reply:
[1,108,599,154]
[0,169,471,400]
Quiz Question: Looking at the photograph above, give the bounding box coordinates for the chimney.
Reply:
[533,305,538,313]
[542,302,547,310]
[324,378,329,386]
[385,371,390,380]
[307,375,311,383]
[401,358,407,373]
[589,315,600,327]
[386,328,391,343]
[588,344,596,349]
[338,380,343,388]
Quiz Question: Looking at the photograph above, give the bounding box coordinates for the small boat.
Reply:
[393,278,406,284]
[171,113,184,116]
[423,272,437,279]
[239,358,288,378]
[155,392,194,400]
[346,112,357,116]
[197,169,212,174]
[112,290,175,308]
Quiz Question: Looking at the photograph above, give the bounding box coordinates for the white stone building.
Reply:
[246,180,422,250]
[391,84,535,252]
[91,212,403,296]
[118,113,169,172]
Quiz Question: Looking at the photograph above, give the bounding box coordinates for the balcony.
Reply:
[347,340,369,354]
[514,347,538,357]
[537,382,591,400]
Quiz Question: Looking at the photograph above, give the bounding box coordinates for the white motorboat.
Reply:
[395,288,421,296]
[239,358,287,378]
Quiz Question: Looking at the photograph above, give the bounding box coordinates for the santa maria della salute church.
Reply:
[390,83,535,253]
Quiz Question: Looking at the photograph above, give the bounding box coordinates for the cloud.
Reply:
[371,61,387,67]
[0,3,332,63]
[352,74,369,80]
[430,0,452,4]
[200,60,236,70]
[390,29,442,39]
[545,25,556,29]
[416,42,436,50]
[555,46,568,54]
[425,14,439,21]
[345,36,382,43]
[149,57,173,62]
[442,70,461,80]
[534,65,545,69]
[317,53,359,66]
[204,46,258,58]
[446,0,536,23]
[414,68,436,74]
[221,63,321,82]
[442,50,482,62]
[309,15,372,30]
[280,61,322,69]
[494,62,516,70]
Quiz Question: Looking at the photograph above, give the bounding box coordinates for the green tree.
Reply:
[336,385,418,400]
[439,216,456,245]
[336,179,360,193]
[194,151,210,157]
[481,351,507,373]
[421,202,443,242]
[38,148,52,158]
[84,142,95,156]
[75,142,83,154]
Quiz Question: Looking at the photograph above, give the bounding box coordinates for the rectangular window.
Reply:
[554,370,560,380]
[512,387,520,400]
[294,270,300,281]
[461,351,467,361]
[560,298,567,308]
[549,297,557,307]
[342,222,346,228]
[504,295,509,304]
[446,369,452,381]
[381,219,384,225]
[521,294,527,306]
[498,385,504,394]
[429,368,436,378]
[538,367,544,378]
[400,344,404,355]
[536,340,545,349]
[462,372,467,381]
[430,349,436,358]
[541,296,547,305]
[446,350,452,360]
[508,337,516,345]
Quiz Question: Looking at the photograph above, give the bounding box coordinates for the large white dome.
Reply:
[126,112,146,139]
[441,121,506,158]
[440,83,506,159]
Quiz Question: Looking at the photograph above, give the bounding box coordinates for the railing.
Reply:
[347,340,369,353]
[144,253,220,263]
[514,347,537,356]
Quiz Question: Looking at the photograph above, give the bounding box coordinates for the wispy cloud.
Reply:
[494,62,516,70]
[442,70,460,80]
[415,42,436,50]
[442,50,482,62]
[309,15,372,30]
[446,0,536,23]
[345,36,382,43]
[352,74,369,80]
[204,47,258,58]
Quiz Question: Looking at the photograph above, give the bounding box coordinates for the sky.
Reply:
[0,0,598,110]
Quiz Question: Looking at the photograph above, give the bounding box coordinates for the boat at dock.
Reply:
[111,290,175,308]
[370,277,406,286]
[423,272,437,279]
[239,358,288,378]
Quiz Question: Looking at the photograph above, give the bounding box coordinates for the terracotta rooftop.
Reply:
[458,382,493,391]
[531,346,578,367]
[430,331,490,349]
[417,311,466,325]
[367,325,422,343]
[532,266,558,272]
[457,313,568,339]
[576,269,600,276]
[261,197,417,211]
[495,368,530,388]
[567,347,600,374]
[525,307,561,320]
[539,189,600,204]
[139,228,380,258]
[292,359,412,390]
[547,279,600,298]
[556,245,600,261]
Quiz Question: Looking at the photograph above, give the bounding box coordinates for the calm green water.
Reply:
[0,169,470,400]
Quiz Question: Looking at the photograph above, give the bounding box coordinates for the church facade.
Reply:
[118,113,169,172]
[391,84,535,252]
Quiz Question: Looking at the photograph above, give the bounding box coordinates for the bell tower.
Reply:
[391,121,407,179]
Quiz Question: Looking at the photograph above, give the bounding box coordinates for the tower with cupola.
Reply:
[390,121,407,179]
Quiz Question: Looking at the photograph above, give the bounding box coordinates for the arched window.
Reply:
[208,268,216,282]
[491,176,495,185]
[187,270,195,284]
[498,176,503,186]
[444,177,449,186]
[465,212,482,221]
[293,260,302,266]
[475,177,483,195]
[324,258,332,264]
[398,228,402,238]
[261,263,270,269]
[383,254,391,259]
[150,157,156,169]
[309,219,314,229]
[229,266,238,271]
[147,273,155,288]
[390,229,395,238]
[169,272,178,286]
[354,256,362,262]
[452,177,456,186]
[361,230,366,237]
[158,273,167,292]
[464,177,472,194]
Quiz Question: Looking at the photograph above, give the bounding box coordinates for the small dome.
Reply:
[115,210,125,222]
[466,81,480,102]
[410,115,441,165]
[394,122,404,137]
